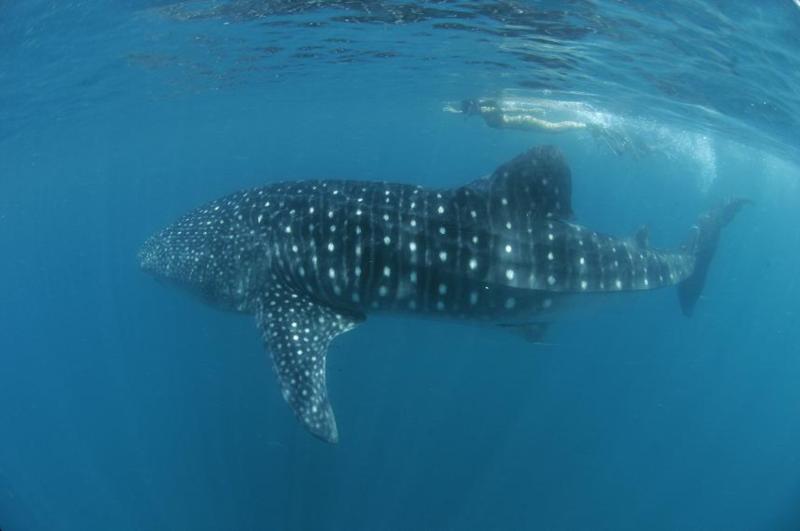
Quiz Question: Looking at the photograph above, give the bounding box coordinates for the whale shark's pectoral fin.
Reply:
[254,287,364,443]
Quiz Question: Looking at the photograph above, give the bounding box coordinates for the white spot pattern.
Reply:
[139,149,708,443]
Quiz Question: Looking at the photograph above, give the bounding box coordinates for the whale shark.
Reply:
[139,146,747,443]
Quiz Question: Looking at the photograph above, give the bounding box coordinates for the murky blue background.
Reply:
[1,2,799,530]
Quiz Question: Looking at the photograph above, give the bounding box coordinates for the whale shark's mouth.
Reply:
[137,234,181,280]
[137,237,159,275]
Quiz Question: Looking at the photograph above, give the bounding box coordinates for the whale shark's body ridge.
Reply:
[139,145,747,442]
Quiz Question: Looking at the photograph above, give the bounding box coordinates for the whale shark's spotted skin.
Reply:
[140,146,742,443]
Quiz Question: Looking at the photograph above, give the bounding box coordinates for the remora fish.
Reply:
[139,146,748,442]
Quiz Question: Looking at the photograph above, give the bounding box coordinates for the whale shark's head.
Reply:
[138,230,183,280]
[138,227,214,297]
[139,203,265,312]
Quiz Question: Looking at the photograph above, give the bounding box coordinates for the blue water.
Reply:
[1,2,799,530]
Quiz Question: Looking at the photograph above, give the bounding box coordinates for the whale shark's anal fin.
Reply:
[255,286,364,443]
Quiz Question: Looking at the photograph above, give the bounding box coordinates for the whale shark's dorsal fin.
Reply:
[462,145,573,220]
[634,225,650,248]
[255,284,364,443]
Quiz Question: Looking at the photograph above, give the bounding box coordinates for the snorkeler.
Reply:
[447,96,649,158]
[455,98,588,133]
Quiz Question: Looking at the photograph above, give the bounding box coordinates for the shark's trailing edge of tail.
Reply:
[678,198,752,316]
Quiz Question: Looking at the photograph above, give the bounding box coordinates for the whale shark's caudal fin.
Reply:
[255,284,364,443]
[677,198,751,316]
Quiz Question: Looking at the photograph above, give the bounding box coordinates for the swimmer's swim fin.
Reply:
[678,198,752,316]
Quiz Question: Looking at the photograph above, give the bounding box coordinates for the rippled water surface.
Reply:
[3,1,800,161]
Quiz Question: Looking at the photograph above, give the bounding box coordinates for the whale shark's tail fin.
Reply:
[677,198,751,316]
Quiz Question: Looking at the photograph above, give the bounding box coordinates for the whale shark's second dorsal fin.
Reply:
[255,284,364,443]
[461,145,573,220]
